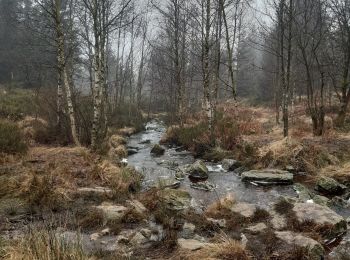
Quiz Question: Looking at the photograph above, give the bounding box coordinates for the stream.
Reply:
[127,120,297,209]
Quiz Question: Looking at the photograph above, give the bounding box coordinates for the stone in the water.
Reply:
[150,144,165,156]
[159,189,191,211]
[175,171,186,180]
[128,148,138,155]
[292,203,347,239]
[187,160,208,180]
[139,139,151,144]
[316,176,347,195]
[275,231,325,260]
[241,169,293,185]
[222,159,241,171]
[190,181,215,191]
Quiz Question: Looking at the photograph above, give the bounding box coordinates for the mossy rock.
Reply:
[159,189,191,211]
[151,144,165,156]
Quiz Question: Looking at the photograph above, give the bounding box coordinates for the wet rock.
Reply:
[231,203,256,218]
[180,222,196,239]
[128,148,138,155]
[95,203,128,222]
[175,171,186,181]
[246,223,267,234]
[150,144,165,156]
[316,176,347,195]
[275,231,325,260]
[222,159,241,171]
[177,238,209,251]
[190,181,215,191]
[139,139,151,144]
[330,196,349,209]
[159,189,191,211]
[187,160,208,180]
[241,169,293,185]
[293,203,347,239]
[90,233,101,241]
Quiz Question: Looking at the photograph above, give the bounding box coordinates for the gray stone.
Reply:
[77,187,113,197]
[241,169,293,185]
[130,232,149,246]
[187,160,209,180]
[275,231,325,260]
[177,238,209,251]
[222,159,241,171]
[329,238,350,260]
[270,210,287,230]
[231,203,256,218]
[315,176,347,195]
[246,223,267,234]
[126,200,147,215]
[156,177,181,189]
[293,203,347,239]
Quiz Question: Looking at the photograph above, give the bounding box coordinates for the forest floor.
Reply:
[0,100,350,259]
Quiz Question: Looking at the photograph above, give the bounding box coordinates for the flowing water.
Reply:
[127,120,297,209]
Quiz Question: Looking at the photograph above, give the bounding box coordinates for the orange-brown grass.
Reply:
[174,236,250,260]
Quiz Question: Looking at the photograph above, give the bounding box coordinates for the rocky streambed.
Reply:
[124,120,350,258]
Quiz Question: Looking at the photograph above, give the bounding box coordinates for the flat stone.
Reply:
[95,203,128,222]
[275,231,325,260]
[241,169,293,185]
[156,177,181,189]
[150,144,165,156]
[177,238,208,251]
[231,203,256,218]
[246,223,267,234]
[293,203,347,239]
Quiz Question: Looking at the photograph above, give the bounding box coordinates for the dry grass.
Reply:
[108,134,127,148]
[176,236,250,260]
[321,162,350,185]
[75,207,104,231]
[116,127,136,137]
[4,228,90,260]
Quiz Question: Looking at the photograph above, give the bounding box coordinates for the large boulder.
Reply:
[241,169,293,185]
[292,203,347,239]
[222,159,241,171]
[275,231,325,260]
[159,189,191,211]
[150,144,165,156]
[187,160,209,180]
[315,176,347,195]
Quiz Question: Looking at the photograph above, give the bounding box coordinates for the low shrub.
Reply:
[0,120,27,154]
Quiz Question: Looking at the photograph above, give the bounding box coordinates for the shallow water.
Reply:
[127,120,298,208]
